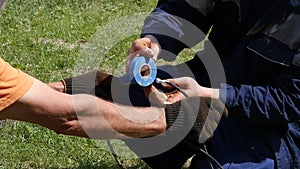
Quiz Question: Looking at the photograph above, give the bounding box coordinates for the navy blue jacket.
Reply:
[142,0,300,168]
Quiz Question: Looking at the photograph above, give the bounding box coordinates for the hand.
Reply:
[126,35,161,73]
[161,77,220,103]
[142,80,227,144]
[159,77,201,103]
[183,97,228,144]
[164,96,228,145]
[142,77,207,105]
[47,81,66,93]
[143,85,168,106]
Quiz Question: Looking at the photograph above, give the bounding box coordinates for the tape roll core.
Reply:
[130,56,157,87]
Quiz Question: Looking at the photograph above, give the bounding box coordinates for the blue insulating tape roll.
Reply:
[130,56,157,87]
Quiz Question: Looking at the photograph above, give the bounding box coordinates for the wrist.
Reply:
[198,86,220,99]
[47,80,66,93]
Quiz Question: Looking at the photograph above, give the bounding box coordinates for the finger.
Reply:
[126,49,157,74]
[128,42,148,56]
[127,38,150,73]
[166,77,196,89]
[144,47,154,58]
[62,120,89,138]
[127,37,160,73]
[159,78,186,90]
[126,52,140,73]
[165,91,184,104]
[135,47,155,58]
[143,85,153,98]
[167,78,185,87]
[144,85,168,106]
[144,35,161,60]
[128,38,152,55]
[159,81,173,89]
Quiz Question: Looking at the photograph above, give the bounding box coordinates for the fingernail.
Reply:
[163,101,172,105]
[145,47,154,56]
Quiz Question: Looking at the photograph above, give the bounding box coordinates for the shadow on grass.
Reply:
[75,160,152,169]
[74,161,189,169]
[45,160,152,169]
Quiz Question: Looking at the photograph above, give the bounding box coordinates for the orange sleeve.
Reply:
[0,57,34,111]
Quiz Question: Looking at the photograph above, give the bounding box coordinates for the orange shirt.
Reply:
[0,57,34,111]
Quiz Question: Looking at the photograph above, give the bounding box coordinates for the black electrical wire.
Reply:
[107,140,125,169]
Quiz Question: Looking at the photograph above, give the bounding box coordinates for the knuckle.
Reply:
[53,128,64,134]
[133,39,142,47]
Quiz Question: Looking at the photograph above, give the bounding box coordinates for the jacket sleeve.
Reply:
[219,65,300,124]
[141,0,214,61]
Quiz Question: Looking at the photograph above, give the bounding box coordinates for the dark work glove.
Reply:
[165,97,228,145]
[63,70,114,101]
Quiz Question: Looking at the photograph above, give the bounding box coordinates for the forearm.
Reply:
[0,80,85,136]
[217,65,300,124]
[219,83,300,124]
[100,100,166,138]
[74,94,166,139]
[2,80,166,139]
[142,0,212,61]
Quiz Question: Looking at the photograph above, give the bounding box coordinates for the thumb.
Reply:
[143,85,168,106]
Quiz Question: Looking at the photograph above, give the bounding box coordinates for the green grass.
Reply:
[0,0,197,168]
[0,120,152,168]
[0,0,160,82]
[0,0,158,168]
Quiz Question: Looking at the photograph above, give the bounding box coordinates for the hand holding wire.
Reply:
[156,78,189,98]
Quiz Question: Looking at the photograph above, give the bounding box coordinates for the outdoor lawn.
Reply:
[0,0,153,168]
[0,0,196,168]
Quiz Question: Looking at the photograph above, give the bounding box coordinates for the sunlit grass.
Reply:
[0,0,158,168]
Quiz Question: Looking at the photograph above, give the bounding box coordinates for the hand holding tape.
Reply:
[129,56,157,87]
